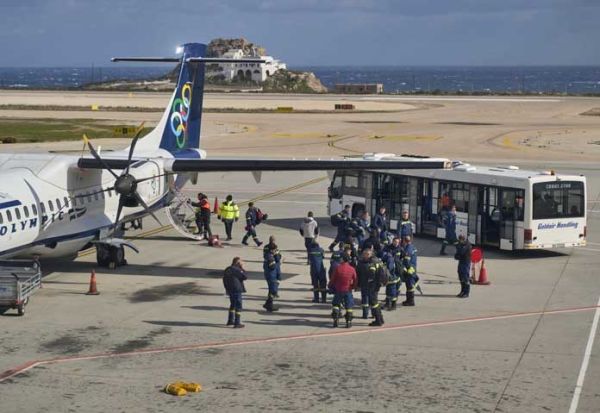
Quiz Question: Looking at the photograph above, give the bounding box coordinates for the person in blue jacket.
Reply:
[440,205,458,255]
[262,235,282,312]
[455,235,472,298]
[308,240,328,303]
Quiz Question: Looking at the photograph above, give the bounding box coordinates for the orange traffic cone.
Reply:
[476,259,490,285]
[86,270,100,295]
[213,197,219,214]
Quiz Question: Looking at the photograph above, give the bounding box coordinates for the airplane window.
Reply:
[15,208,21,220]
[0,212,3,224]
[56,198,62,210]
[32,204,37,215]
[7,209,13,221]
[48,200,54,212]
[24,206,30,218]
[64,197,69,208]
[40,203,46,214]
[94,192,99,201]
[87,193,92,203]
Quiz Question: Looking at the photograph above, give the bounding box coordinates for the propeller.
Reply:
[82,124,163,228]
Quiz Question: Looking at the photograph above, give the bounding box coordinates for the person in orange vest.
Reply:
[218,194,240,241]
[189,193,212,239]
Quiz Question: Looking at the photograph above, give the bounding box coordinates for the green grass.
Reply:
[0,119,152,143]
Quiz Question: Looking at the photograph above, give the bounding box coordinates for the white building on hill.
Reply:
[210,49,287,83]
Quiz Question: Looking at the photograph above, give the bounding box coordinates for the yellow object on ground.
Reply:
[174,381,202,392]
[91,104,99,111]
[164,383,187,396]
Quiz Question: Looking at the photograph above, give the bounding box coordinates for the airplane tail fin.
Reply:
[112,43,264,158]
[133,43,206,157]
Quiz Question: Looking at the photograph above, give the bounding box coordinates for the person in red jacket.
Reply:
[328,255,357,328]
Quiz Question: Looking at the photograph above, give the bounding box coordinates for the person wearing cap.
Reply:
[218,194,240,241]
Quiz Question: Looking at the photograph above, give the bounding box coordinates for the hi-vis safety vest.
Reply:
[219,201,240,220]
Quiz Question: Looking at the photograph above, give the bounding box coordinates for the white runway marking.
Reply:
[568,295,600,413]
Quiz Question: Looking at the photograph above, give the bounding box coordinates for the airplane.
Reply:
[0,42,448,267]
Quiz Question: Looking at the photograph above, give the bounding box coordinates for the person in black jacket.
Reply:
[356,249,386,326]
[454,235,472,298]
[223,257,248,328]
[242,202,264,247]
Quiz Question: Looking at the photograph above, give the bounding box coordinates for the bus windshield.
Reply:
[532,181,584,220]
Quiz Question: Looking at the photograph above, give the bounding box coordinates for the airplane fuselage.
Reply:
[0,152,168,259]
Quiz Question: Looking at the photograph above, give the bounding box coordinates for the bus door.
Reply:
[499,189,525,250]
[479,186,500,247]
[420,179,438,236]
[328,173,344,215]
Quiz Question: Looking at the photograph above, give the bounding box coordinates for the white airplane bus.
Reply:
[328,157,586,250]
[0,43,448,266]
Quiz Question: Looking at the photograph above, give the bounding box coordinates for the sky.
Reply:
[0,0,599,67]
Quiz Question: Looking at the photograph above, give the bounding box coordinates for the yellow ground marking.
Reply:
[369,135,442,141]
[500,135,522,150]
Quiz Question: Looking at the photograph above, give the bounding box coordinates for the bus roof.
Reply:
[349,154,585,187]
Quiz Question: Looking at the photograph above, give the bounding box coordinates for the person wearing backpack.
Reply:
[242,202,264,247]
[356,248,386,326]
[328,204,351,252]
[401,235,419,307]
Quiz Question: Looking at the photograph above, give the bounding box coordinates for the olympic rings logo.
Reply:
[170,82,192,149]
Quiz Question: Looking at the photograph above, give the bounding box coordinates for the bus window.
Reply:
[345,173,359,189]
[450,182,469,213]
[501,189,525,221]
[330,174,343,198]
[533,181,584,220]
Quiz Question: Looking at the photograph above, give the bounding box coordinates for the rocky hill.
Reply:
[263,69,327,93]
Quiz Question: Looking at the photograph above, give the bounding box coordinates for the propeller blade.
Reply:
[114,197,125,226]
[133,192,162,227]
[125,122,146,176]
[135,173,170,184]
[83,134,119,179]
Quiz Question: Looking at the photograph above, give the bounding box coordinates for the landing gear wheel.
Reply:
[97,245,126,268]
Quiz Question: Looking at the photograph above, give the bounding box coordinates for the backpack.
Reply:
[256,208,267,223]
[378,264,390,286]
[330,213,340,226]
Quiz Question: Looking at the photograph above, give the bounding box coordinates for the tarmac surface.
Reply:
[1,93,600,412]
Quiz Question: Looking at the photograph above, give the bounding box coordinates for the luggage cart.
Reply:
[0,260,42,316]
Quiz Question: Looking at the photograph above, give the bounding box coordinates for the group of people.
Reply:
[190,193,268,246]
[222,201,473,329]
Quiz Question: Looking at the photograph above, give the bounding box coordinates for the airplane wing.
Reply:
[77,157,451,172]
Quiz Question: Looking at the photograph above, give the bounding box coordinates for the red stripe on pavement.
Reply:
[1,304,598,383]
